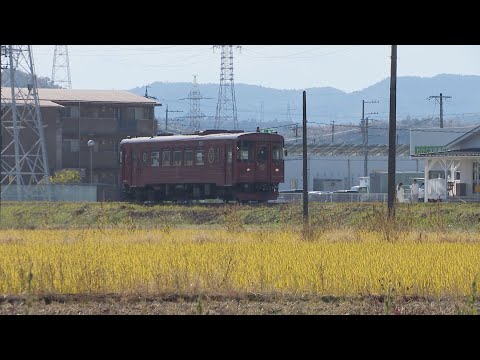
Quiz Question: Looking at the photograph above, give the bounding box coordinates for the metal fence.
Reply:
[276,193,389,203]
[0,184,122,202]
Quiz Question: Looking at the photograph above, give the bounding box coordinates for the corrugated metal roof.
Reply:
[412,148,480,158]
[285,143,411,157]
[2,87,159,105]
[37,89,160,104]
[2,97,64,108]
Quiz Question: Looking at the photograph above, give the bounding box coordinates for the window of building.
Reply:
[162,149,171,166]
[62,139,80,153]
[429,170,448,179]
[151,151,160,167]
[196,150,204,165]
[71,106,80,118]
[135,107,144,120]
[185,149,193,166]
[173,150,182,166]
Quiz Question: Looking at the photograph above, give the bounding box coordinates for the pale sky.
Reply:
[32,45,480,92]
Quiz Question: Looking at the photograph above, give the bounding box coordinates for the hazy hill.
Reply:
[130,74,480,144]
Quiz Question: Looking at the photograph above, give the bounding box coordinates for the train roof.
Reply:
[120,131,283,145]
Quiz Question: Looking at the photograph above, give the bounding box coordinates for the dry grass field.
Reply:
[0,201,479,314]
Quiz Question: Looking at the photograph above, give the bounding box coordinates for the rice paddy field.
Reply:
[0,201,479,314]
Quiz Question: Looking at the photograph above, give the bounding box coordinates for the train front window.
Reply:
[257,147,268,164]
[272,145,283,162]
[237,141,254,161]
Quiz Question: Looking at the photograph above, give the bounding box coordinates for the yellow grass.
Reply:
[0,228,479,297]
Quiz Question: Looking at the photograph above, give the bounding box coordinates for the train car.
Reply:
[119,130,285,202]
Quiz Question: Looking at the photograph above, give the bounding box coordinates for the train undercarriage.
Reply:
[123,183,279,203]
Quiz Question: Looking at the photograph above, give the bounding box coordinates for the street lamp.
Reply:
[87,140,95,184]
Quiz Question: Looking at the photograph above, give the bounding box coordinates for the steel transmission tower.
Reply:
[1,45,51,201]
[214,45,241,129]
[181,75,211,130]
[52,45,72,89]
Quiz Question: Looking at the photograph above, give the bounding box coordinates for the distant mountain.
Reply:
[130,74,480,143]
[1,69,60,89]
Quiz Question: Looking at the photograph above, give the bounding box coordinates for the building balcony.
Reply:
[62,151,119,170]
[61,117,154,137]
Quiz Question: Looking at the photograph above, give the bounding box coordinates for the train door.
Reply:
[123,146,134,186]
[225,143,233,185]
[255,143,270,182]
[131,150,143,187]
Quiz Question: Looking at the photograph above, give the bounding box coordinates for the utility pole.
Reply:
[302,91,308,225]
[388,45,398,219]
[331,120,335,144]
[144,86,160,136]
[292,124,299,143]
[165,105,183,132]
[428,93,451,128]
[361,100,378,177]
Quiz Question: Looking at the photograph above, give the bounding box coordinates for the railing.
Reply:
[275,193,389,203]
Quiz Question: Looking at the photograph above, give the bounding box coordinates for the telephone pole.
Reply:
[388,45,398,219]
[428,93,451,128]
[361,100,378,177]
[331,120,335,144]
[165,105,183,132]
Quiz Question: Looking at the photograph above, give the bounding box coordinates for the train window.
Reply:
[196,150,204,165]
[173,150,182,166]
[162,149,171,166]
[237,141,253,161]
[142,152,148,163]
[272,145,283,161]
[151,151,160,167]
[119,151,122,164]
[185,149,193,166]
[227,145,232,164]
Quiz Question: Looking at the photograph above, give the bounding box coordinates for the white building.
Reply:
[410,125,480,201]
[283,143,423,192]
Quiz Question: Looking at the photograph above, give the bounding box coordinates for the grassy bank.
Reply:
[1,201,480,231]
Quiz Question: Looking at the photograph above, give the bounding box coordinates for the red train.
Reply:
[119,130,285,202]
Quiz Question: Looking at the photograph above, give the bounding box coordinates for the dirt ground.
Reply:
[0,293,475,315]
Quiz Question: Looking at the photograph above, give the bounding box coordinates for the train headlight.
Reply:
[246,168,251,172]
[275,168,280,172]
